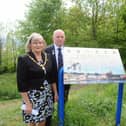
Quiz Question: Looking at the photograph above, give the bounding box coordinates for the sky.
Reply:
[0,0,30,23]
[0,0,73,25]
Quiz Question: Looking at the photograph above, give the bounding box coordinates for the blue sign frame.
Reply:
[58,67,64,126]
[58,67,124,126]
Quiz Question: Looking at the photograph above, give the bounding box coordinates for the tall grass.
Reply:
[0,73,126,126]
[64,85,116,126]
[52,84,126,126]
[0,99,25,126]
[0,73,20,100]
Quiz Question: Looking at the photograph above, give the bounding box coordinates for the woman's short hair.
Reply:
[25,32,46,52]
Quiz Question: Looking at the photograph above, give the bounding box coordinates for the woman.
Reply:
[17,33,58,126]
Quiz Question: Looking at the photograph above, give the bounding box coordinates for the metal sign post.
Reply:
[58,70,125,126]
[116,83,124,126]
[58,67,64,126]
[57,47,126,125]
[58,67,124,126]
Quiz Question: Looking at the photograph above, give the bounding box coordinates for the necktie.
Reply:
[58,48,63,70]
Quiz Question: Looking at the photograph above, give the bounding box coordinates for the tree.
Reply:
[0,37,2,65]
[0,23,5,66]
[2,31,18,72]
[0,23,6,73]
[63,6,92,47]
[16,0,62,45]
[15,0,126,65]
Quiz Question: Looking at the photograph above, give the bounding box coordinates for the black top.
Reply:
[17,51,56,92]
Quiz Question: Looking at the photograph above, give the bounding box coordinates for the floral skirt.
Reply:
[22,80,53,123]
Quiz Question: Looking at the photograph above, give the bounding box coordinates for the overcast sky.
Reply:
[0,0,30,23]
[0,0,73,24]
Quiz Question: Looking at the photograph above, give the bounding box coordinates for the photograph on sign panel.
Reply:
[64,47,126,84]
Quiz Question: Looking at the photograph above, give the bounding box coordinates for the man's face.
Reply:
[53,31,65,47]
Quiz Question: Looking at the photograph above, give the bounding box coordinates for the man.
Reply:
[45,29,70,126]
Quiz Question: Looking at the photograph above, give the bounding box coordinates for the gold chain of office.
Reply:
[27,52,48,72]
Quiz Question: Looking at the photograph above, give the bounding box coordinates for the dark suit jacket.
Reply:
[45,44,71,90]
[17,51,56,92]
[45,45,58,84]
[45,45,71,106]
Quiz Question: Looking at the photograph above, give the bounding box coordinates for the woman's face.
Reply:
[30,36,44,53]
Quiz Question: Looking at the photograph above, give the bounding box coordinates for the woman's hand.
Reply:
[20,92,33,114]
[54,93,58,102]
[51,83,58,102]
[25,103,32,114]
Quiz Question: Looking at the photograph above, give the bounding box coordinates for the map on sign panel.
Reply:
[64,47,126,84]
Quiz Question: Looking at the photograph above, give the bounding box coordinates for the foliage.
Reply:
[0,22,19,73]
[16,0,62,44]
[1,0,126,73]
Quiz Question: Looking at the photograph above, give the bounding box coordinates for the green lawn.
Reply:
[0,73,126,126]
[0,100,24,126]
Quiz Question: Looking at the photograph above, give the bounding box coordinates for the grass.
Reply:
[0,73,20,100]
[65,85,116,126]
[0,73,126,126]
[0,99,25,126]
